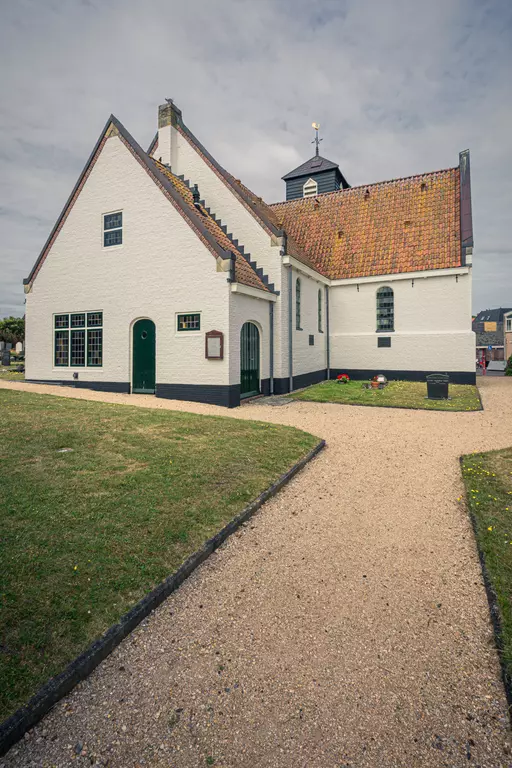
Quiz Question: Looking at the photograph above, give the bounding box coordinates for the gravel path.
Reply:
[1,377,512,768]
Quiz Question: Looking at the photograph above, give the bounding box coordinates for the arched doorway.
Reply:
[240,321,260,399]
[132,319,156,394]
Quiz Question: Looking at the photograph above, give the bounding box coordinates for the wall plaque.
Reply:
[205,330,224,360]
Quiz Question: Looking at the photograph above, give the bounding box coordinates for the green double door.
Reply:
[240,322,260,399]
[132,319,156,394]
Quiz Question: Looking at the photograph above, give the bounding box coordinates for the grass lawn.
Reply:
[0,389,318,721]
[0,367,24,381]
[461,448,512,689]
[290,379,481,411]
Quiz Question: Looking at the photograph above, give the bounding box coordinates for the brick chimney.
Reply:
[157,100,182,169]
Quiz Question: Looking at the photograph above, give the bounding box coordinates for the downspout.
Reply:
[269,302,274,395]
[326,285,330,379]
[287,265,293,393]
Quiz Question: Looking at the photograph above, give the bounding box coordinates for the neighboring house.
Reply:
[505,310,512,363]
[23,101,476,408]
[473,307,512,363]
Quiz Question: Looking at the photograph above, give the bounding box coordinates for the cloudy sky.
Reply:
[1,0,511,317]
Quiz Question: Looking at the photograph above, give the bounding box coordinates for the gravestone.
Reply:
[426,373,449,400]
[1,350,11,367]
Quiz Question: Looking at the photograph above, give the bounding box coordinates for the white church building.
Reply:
[24,101,476,407]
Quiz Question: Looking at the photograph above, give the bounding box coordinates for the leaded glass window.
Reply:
[177,313,200,331]
[296,278,301,330]
[376,287,394,332]
[87,312,103,327]
[70,313,85,328]
[70,330,86,366]
[103,212,123,247]
[54,311,102,367]
[55,331,69,366]
[55,314,69,329]
[87,329,103,366]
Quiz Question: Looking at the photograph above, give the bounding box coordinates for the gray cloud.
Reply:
[1,0,511,317]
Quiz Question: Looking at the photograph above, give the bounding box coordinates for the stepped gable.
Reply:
[154,161,271,292]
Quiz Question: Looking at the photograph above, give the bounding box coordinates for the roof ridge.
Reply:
[271,165,459,207]
[24,115,239,287]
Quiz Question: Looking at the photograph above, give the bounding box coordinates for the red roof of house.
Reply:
[271,167,462,279]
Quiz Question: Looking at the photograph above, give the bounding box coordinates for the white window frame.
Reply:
[53,311,103,369]
[506,316,512,332]
[102,210,123,249]
[303,178,318,198]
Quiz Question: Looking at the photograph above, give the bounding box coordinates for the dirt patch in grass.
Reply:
[461,447,512,694]
[0,389,318,721]
[290,379,481,411]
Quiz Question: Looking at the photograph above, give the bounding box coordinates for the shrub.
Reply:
[505,355,512,376]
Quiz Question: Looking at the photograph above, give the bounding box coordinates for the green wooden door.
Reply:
[240,322,260,398]
[132,319,156,394]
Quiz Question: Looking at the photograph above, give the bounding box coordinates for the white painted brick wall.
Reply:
[174,133,283,289]
[329,272,475,372]
[291,268,328,376]
[25,135,231,387]
[229,292,270,385]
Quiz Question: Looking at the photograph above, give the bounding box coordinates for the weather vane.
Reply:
[311,122,322,156]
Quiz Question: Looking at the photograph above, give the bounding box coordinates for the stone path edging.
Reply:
[0,439,325,757]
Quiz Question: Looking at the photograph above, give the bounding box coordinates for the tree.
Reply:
[0,316,25,345]
[506,355,512,376]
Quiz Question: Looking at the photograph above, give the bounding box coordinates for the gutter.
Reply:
[287,265,293,392]
[326,285,330,379]
[269,302,274,395]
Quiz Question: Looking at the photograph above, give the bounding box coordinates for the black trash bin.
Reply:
[426,373,449,400]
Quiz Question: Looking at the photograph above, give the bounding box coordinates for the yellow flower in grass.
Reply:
[487,526,493,532]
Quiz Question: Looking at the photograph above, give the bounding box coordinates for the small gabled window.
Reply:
[103,212,123,247]
[303,178,318,198]
[296,278,302,330]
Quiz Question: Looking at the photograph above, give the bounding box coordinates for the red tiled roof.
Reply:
[155,161,269,292]
[271,167,461,280]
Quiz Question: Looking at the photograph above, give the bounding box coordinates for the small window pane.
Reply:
[70,313,85,328]
[87,329,103,366]
[104,212,122,230]
[55,330,69,366]
[177,314,200,331]
[104,229,122,247]
[70,329,86,366]
[87,312,103,327]
[55,314,69,329]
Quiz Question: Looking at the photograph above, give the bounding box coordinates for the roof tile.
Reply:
[272,167,462,280]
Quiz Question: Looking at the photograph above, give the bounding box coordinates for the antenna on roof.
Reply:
[311,122,322,157]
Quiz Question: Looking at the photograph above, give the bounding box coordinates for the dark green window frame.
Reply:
[54,312,102,367]
[177,313,201,331]
[103,212,123,247]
